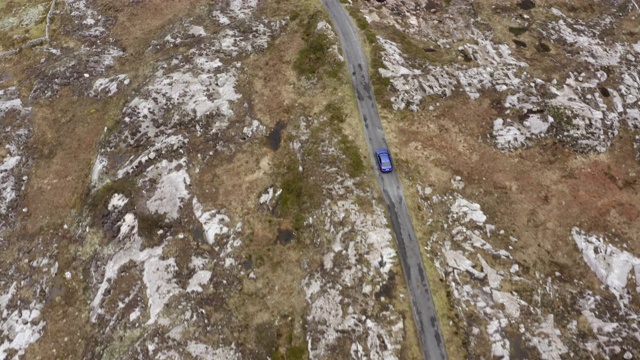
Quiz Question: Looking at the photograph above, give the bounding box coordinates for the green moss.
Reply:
[286,346,307,360]
[88,178,136,217]
[78,229,104,261]
[272,350,285,360]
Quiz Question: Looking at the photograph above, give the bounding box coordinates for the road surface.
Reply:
[321,1,448,359]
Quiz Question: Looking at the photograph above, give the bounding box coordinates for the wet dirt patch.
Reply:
[507,331,535,358]
[513,39,527,48]
[508,26,529,36]
[517,0,536,11]
[267,121,286,151]
[536,41,551,53]
[192,225,205,243]
[374,269,396,300]
[276,227,295,245]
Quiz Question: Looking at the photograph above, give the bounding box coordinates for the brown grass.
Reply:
[101,0,207,51]
[386,91,640,316]
[23,87,126,233]
[4,0,429,357]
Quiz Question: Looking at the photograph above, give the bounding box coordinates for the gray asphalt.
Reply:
[321,1,448,359]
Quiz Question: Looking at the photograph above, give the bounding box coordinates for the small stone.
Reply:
[84,73,89,78]
[65,271,72,280]
[22,208,27,212]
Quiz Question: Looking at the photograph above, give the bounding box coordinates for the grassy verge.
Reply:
[294,11,342,80]
[325,101,366,178]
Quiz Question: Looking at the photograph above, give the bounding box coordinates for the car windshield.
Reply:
[380,154,391,167]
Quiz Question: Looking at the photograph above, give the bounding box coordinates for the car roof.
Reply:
[376,148,389,155]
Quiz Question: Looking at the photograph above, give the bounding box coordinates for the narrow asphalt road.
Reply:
[321,1,448,359]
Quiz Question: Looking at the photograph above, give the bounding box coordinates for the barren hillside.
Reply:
[1,0,639,359]
[1,0,419,359]
[350,0,640,358]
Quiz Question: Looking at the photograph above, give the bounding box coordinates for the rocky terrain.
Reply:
[2,0,640,359]
[1,0,419,359]
[351,0,640,358]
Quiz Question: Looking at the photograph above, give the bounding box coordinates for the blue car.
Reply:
[375,148,394,173]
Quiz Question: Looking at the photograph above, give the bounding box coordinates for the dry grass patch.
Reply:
[191,142,273,219]
[243,28,307,128]
[23,87,126,233]
[99,0,207,52]
[386,89,640,315]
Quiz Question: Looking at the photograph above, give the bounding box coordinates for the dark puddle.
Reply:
[507,331,535,358]
[266,121,286,150]
[509,27,529,36]
[192,226,205,243]
[518,0,536,10]
[536,41,551,52]
[599,86,610,97]
[375,270,396,300]
[513,39,527,48]
[424,48,437,53]
[241,258,253,270]
[276,228,295,245]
